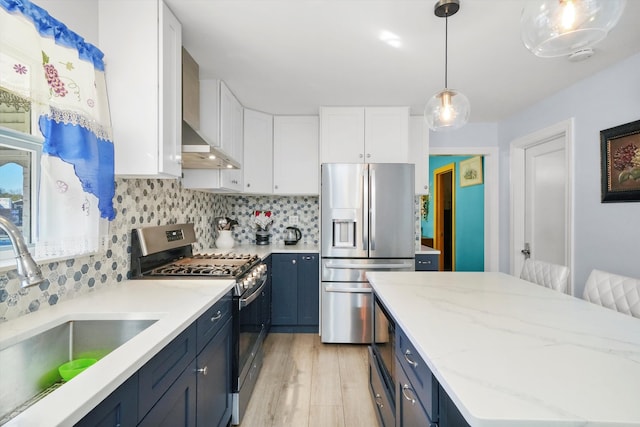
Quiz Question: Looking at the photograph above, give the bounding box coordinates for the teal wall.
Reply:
[421,156,484,271]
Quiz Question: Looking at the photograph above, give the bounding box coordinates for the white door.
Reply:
[524,137,566,265]
[511,120,573,293]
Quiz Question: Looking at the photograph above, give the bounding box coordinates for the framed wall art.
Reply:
[459,156,483,187]
[600,119,640,202]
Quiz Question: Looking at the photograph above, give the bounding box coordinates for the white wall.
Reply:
[34,0,99,45]
[430,122,499,149]
[498,52,640,296]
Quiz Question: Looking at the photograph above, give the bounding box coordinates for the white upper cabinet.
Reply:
[219,82,243,162]
[319,107,409,163]
[409,116,430,195]
[273,116,319,195]
[99,0,182,178]
[320,107,365,163]
[199,79,220,146]
[183,81,244,192]
[243,109,273,194]
[365,107,409,162]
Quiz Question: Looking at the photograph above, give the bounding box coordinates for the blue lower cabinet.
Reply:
[271,253,319,332]
[74,374,138,427]
[415,254,439,271]
[77,291,234,427]
[438,384,471,427]
[272,254,298,325]
[196,317,233,427]
[138,360,197,427]
[396,358,436,427]
[138,325,197,420]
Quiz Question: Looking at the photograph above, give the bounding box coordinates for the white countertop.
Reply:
[0,279,235,427]
[202,243,319,259]
[416,245,441,254]
[366,271,640,427]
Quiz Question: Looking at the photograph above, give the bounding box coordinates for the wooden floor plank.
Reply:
[309,404,345,427]
[239,333,377,427]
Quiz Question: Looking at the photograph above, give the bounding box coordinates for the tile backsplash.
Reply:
[225,195,319,246]
[0,181,322,322]
[1,183,419,322]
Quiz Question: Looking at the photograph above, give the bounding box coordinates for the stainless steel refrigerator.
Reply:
[320,163,415,343]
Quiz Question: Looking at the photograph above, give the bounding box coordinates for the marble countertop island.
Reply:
[366,271,640,426]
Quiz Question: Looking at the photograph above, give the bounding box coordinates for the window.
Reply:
[0,89,41,260]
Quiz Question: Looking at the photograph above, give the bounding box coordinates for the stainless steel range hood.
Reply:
[181,47,239,170]
[181,122,240,169]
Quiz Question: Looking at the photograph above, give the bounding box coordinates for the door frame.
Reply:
[429,147,499,272]
[509,119,574,294]
[433,164,456,271]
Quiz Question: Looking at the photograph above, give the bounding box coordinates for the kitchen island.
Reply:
[366,271,640,426]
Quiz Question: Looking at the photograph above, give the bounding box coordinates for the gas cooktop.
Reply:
[147,253,261,278]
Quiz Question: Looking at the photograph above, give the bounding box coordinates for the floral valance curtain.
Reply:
[0,0,115,258]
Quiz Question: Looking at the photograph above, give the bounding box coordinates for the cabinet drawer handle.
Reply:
[404,349,418,368]
[195,366,208,376]
[374,393,384,408]
[401,384,416,405]
[211,310,222,321]
[418,260,431,264]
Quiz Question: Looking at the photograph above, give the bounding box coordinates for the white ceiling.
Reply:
[166,0,640,122]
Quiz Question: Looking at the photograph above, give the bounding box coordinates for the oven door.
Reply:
[236,274,267,388]
[373,295,395,400]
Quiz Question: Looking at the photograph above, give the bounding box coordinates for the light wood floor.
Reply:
[239,333,378,427]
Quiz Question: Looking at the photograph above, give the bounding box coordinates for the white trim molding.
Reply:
[509,119,575,294]
[430,146,499,272]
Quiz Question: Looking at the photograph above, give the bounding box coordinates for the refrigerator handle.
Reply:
[324,261,414,270]
[324,285,372,294]
[370,167,376,251]
[362,166,369,251]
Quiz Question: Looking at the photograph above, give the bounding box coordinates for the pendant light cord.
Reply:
[444,14,448,89]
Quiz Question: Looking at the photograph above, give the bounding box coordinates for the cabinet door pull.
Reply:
[374,393,384,408]
[401,384,416,405]
[292,259,296,264]
[211,310,222,322]
[404,349,418,368]
[195,366,208,376]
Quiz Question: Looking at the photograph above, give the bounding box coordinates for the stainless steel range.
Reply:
[130,223,269,425]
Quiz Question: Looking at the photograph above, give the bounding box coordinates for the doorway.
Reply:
[434,164,455,271]
[511,119,573,293]
[428,147,499,272]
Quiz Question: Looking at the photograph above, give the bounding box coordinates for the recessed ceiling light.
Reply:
[379,30,402,48]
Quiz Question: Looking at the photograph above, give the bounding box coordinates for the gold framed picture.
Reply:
[459,156,483,187]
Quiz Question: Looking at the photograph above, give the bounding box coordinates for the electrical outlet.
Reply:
[289,215,299,225]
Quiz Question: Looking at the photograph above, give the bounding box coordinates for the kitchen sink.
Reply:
[0,319,156,424]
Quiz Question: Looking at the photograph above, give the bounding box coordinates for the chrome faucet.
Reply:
[0,215,44,288]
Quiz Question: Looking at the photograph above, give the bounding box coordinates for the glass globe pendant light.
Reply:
[424,0,470,132]
[521,0,626,58]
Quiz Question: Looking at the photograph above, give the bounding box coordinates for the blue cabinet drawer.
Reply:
[138,324,197,421]
[415,254,438,271]
[197,290,233,353]
[396,356,437,427]
[396,329,438,422]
